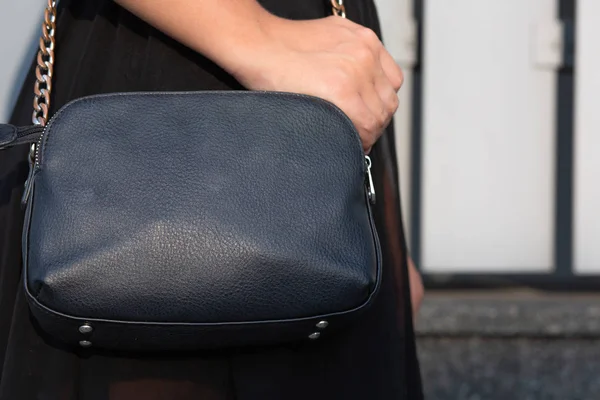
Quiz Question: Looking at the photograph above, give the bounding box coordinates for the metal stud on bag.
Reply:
[78,323,93,347]
[79,323,93,334]
[316,320,329,329]
[308,320,329,340]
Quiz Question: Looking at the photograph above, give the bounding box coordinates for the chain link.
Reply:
[331,0,346,18]
[32,0,57,126]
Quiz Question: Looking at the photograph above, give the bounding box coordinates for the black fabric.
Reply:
[0,0,423,398]
[0,125,17,148]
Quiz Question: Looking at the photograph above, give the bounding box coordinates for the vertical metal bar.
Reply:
[554,0,575,277]
[409,0,423,267]
[572,0,600,273]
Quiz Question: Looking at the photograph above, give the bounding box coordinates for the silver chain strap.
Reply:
[331,0,347,18]
[32,0,57,126]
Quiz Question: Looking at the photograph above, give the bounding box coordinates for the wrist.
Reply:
[114,0,297,89]
[209,8,286,84]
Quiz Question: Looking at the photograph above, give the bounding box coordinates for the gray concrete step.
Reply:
[415,291,600,400]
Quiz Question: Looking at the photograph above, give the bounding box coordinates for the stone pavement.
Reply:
[415,291,600,400]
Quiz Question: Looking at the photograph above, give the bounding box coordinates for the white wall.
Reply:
[420,0,560,273]
[0,0,45,122]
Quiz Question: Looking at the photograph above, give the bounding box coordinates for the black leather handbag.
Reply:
[0,0,381,351]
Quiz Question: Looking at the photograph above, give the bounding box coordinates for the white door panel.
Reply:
[421,0,559,272]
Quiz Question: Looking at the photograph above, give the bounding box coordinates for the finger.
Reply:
[335,93,380,151]
[358,77,387,140]
[373,69,399,127]
[355,26,382,52]
[379,48,404,92]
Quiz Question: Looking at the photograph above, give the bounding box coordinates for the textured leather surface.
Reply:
[23,91,381,350]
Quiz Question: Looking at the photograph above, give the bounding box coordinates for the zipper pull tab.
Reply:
[365,156,376,205]
[21,144,36,207]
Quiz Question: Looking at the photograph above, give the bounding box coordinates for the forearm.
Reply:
[115,1,404,152]
[115,0,277,77]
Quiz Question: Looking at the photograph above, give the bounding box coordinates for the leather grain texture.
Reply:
[23,91,381,350]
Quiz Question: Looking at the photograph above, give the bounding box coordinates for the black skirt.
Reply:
[0,0,423,398]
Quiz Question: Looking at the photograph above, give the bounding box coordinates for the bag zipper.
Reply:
[21,100,377,207]
[365,156,376,205]
[16,125,45,139]
[21,116,56,206]
[21,144,38,206]
[21,130,378,208]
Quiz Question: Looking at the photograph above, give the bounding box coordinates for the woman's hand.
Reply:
[232,16,404,152]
